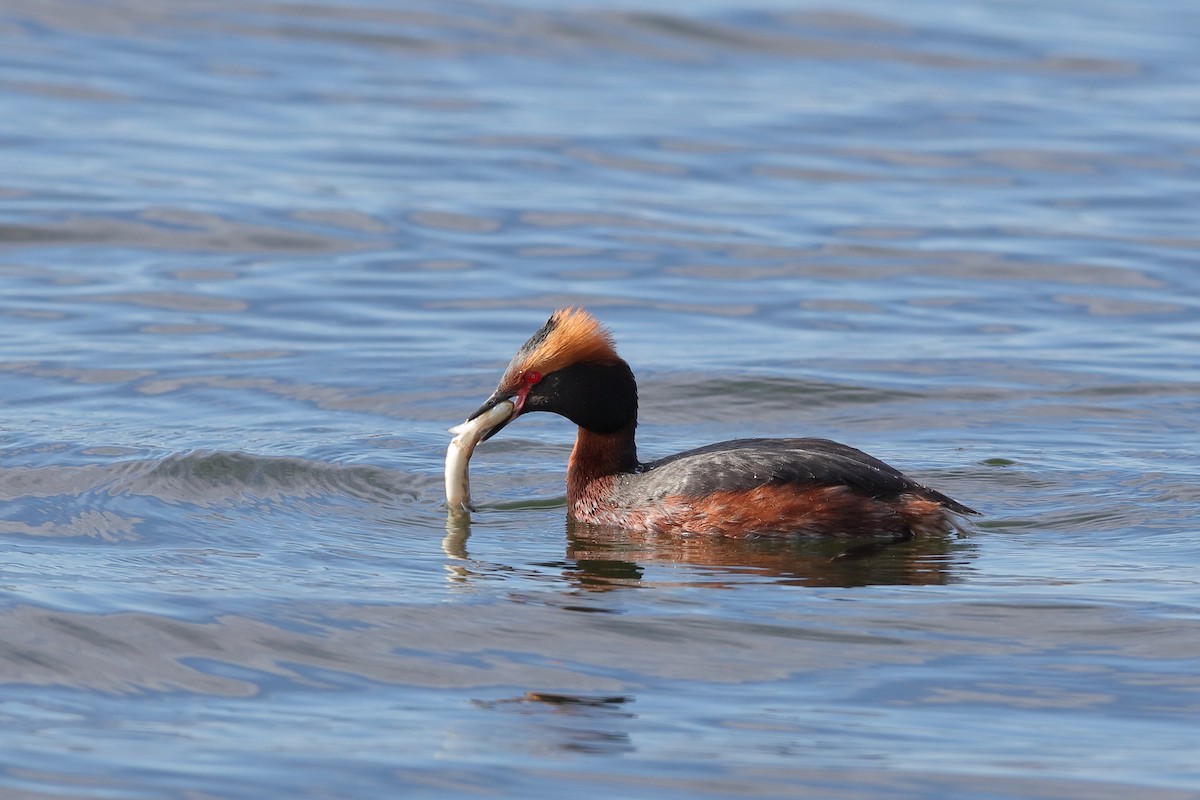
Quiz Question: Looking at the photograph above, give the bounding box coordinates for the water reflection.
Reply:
[472,692,636,756]
[566,521,971,589]
[443,511,973,588]
[442,509,473,586]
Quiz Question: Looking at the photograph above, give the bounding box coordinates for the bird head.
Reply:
[467,307,637,440]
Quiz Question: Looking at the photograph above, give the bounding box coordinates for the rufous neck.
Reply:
[566,421,638,496]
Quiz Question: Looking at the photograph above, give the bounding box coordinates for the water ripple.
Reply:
[105,451,414,507]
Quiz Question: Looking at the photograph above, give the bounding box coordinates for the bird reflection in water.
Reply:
[443,511,971,589]
[564,520,969,589]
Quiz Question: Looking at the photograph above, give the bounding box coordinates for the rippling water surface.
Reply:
[2,0,1199,797]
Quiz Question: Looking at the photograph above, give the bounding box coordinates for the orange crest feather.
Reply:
[506,307,620,385]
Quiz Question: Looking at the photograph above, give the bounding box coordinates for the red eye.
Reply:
[523,370,542,385]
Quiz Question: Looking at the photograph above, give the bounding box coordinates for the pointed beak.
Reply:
[468,376,538,441]
[468,390,520,441]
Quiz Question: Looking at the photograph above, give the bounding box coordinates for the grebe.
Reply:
[464,307,977,537]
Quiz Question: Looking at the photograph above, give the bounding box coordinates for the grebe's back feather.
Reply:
[627,438,976,515]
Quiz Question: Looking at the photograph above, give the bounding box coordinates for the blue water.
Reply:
[2,0,1199,797]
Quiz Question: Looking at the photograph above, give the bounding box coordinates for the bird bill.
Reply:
[445,400,514,511]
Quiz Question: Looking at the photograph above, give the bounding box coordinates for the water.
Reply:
[2,0,1199,797]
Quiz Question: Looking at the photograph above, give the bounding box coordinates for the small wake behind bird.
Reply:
[444,400,514,512]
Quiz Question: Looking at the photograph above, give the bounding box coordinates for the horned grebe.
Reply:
[464,308,976,538]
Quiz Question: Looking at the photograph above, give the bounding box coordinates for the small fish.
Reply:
[444,400,514,511]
